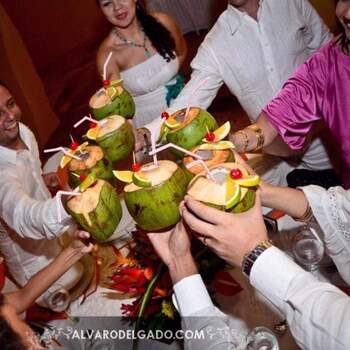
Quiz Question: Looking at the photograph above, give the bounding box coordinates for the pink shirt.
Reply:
[263,42,350,188]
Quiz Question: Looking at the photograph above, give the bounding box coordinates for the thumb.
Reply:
[251,189,263,215]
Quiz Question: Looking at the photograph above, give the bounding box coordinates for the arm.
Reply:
[5,231,93,314]
[297,0,332,52]
[152,12,187,68]
[0,176,71,240]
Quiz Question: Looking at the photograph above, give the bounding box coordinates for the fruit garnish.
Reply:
[132,163,141,172]
[70,141,79,150]
[79,173,97,192]
[161,111,170,120]
[106,86,117,99]
[234,175,260,187]
[113,170,133,183]
[86,126,100,140]
[89,121,98,129]
[198,141,235,150]
[60,142,89,169]
[110,79,123,87]
[230,168,243,180]
[157,124,169,143]
[225,178,241,210]
[164,117,180,129]
[103,79,110,87]
[79,174,87,182]
[132,172,152,188]
[205,132,216,142]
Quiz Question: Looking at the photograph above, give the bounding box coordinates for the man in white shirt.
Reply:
[139,0,334,186]
[148,189,350,350]
[0,82,82,300]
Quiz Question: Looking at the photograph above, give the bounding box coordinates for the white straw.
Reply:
[56,191,81,222]
[44,147,81,161]
[74,115,99,128]
[103,52,113,81]
[151,135,158,167]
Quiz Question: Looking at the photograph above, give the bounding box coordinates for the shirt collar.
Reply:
[0,123,34,165]
[227,0,263,35]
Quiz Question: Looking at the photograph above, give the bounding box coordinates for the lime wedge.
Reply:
[234,175,260,187]
[202,121,231,143]
[86,126,100,140]
[110,79,124,87]
[106,86,117,100]
[199,141,235,150]
[132,172,152,188]
[79,173,97,192]
[225,178,241,210]
[165,117,180,129]
[113,170,133,183]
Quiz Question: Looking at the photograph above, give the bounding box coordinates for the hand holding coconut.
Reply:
[182,192,268,267]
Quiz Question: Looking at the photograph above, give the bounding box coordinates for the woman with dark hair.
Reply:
[231,0,350,189]
[97,0,187,128]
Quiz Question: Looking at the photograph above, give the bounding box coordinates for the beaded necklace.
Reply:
[112,27,151,57]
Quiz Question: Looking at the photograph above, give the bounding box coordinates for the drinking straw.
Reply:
[44,147,81,161]
[56,190,81,222]
[103,52,113,81]
[150,135,158,167]
[74,115,99,128]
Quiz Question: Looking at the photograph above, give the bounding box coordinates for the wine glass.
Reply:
[292,226,325,272]
[246,327,279,350]
[45,286,71,312]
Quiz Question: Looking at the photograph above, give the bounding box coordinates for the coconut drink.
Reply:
[62,144,113,189]
[89,80,135,120]
[114,160,189,231]
[159,107,217,157]
[66,177,122,241]
[86,115,135,163]
[187,162,259,214]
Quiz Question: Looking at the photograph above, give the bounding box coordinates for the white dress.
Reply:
[120,53,180,128]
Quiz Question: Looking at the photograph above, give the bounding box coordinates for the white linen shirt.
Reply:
[0,123,71,285]
[147,0,332,170]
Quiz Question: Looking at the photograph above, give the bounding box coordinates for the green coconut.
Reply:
[124,160,189,231]
[68,145,113,188]
[87,115,135,163]
[187,162,256,213]
[66,179,122,241]
[165,107,217,157]
[89,84,135,120]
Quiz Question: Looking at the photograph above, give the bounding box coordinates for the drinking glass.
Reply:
[45,287,71,312]
[292,227,325,272]
[246,327,279,350]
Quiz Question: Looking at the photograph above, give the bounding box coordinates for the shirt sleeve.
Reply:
[301,185,350,284]
[262,48,328,150]
[0,175,71,240]
[251,246,350,350]
[174,274,246,349]
[296,0,332,53]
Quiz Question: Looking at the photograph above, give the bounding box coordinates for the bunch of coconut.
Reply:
[158,107,217,157]
[60,142,113,189]
[182,121,235,181]
[187,162,260,213]
[114,160,189,231]
[86,115,134,164]
[89,79,135,120]
[66,173,122,241]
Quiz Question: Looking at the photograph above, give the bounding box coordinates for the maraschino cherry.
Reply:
[205,132,216,142]
[103,79,110,88]
[132,163,141,172]
[161,112,170,120]
[89,121,98,129]
[70,141,79,151]
[230,168,243,180]
[79,174,87,182]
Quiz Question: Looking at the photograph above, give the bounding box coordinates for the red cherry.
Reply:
[230,168,243,180]
[161,111,170,120]
[205,132,216,142]
[79,174,87,182]
[103,79,110,87]
[70,141,79,150]
[89,121,98,129]
[132,163,141,172]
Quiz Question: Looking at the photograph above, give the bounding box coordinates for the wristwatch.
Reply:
[242,240,273,278]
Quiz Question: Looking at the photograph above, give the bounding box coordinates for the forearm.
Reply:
[260,182,308,218]
[6,246,85,314]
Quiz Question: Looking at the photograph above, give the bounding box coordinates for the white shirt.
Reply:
[174,185,350,350]
[147,0,332,170]
[0,123,72,285]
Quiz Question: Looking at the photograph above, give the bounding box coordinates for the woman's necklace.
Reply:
[112,27,151,57]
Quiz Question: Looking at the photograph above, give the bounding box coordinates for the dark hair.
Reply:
[335,0,350,55]
[0,294,28,350]
[0,80,7,89]
[136,1,176,62]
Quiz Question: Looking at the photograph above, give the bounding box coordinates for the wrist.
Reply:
[168,254,198,285]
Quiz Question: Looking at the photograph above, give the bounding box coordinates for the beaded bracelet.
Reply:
[236,130,249,153]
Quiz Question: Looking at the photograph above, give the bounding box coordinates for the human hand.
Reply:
[64,230,95,263]
[147,220,197,284]
[43,172,61,193]
[181,192,268,267]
